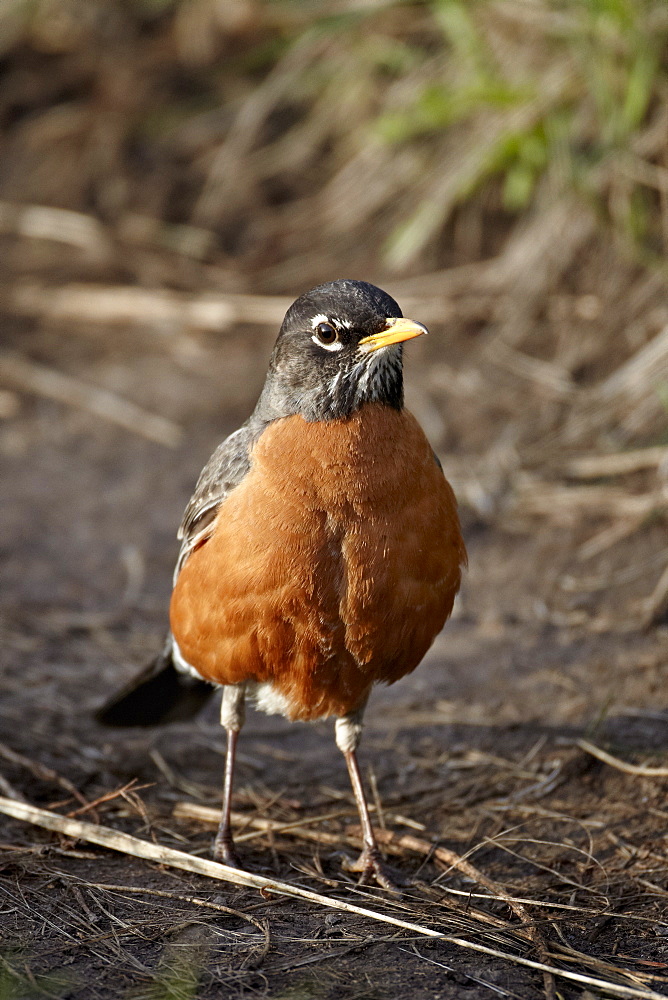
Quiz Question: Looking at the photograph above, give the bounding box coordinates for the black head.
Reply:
[255,279,427,423]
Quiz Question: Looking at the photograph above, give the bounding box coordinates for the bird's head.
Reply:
[257,279,427,422]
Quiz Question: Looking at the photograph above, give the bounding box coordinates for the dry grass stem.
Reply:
[65,780,152,819]
[510,479,664,523]
[0,772,25,802]
[575,516,654,562]
[640,565,668,628]
[0,741,89,810]
[0,351,183,447]
[173,801,419,843]
[565,324,668,443]
[0,201,112,260]
[8,282,292,332]
[561,550,668,592]
[81,880,270,937]
[576,739,668,777]
[566,447,668,479]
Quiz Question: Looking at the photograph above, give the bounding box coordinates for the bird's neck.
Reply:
[254,348,404,423]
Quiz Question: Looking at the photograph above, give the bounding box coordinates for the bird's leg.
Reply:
[213,684,246,867]
[343,747,396,889]
[335,711,397,891]
[214,727,241,867]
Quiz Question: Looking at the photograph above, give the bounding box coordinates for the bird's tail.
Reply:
[95,640,213,727]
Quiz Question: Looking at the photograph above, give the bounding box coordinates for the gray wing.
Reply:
[174,421,257,580]
[97,419,262,726]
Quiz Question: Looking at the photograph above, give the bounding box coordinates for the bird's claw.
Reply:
[344,846,402,893]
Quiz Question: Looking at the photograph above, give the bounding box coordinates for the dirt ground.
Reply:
[1,247,668,1000]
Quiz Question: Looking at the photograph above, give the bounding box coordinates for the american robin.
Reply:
[98,279,466,888]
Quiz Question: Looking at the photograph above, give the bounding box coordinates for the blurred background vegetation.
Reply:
[1,0,667,283]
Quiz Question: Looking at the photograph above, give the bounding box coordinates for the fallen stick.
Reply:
[512,480,663,521]
[0,352,182,448]
[9,282,292,332]
[577,739,668,777]
[640,564,668,629]
[0,796,664,1000]
[0,202,112,260]
[566,446,668,479]
[174,801,395,847]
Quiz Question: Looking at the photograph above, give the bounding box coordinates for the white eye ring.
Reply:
[311,333,343,352]
[311,318,343,351]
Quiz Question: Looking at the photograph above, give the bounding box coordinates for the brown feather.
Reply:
[170,403,466,721]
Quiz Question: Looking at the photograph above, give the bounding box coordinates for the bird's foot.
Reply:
[344,846,402,893]
[212,832,242,869]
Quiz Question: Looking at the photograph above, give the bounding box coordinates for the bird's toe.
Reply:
[344,846,404,893]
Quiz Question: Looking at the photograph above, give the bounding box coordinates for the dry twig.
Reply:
[0,201,112,261]
[640,565,668,629]
[8,282,291,332]
[576,740,668,778]
[0,773,25,802]
[566,447,668,479]
[77,880,269,937]
[0,351,182,448]
[0,741,89,810]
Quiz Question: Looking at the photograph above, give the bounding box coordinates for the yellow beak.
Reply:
[358,316,428,352]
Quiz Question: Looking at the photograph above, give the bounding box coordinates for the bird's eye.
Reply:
[315,322,338,345]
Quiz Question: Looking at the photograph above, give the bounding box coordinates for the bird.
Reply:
[97,279,467,888]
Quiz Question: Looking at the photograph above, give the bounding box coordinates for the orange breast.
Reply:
[170,404,466,721]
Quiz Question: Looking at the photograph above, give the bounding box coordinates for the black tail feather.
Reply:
[95,645,214,727]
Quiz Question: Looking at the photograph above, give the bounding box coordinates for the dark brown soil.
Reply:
[2,280,668,1000]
